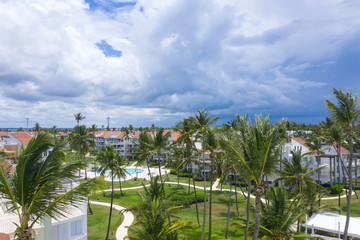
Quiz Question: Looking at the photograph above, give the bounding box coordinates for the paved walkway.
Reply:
[90,201,134,240]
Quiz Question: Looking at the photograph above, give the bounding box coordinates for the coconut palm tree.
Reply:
[134,130,153,178]
[114,154,129,196]
[97,145,119,240]
[151,128,171,198]
[0,133,97,240]
[176,117,201,227]
[70,125,95,180]
[123,129,131,161]
[33,122,41,132]
[325,88,360,239]
[258,186,302,240]
[74,113,85,126]
[189,109,219,240]
[220,114,286,240]
[126,176,188,240]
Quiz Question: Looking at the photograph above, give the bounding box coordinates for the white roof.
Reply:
[304,211,360,238]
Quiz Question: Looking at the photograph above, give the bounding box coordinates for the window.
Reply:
[71,220,82,236]
[52,224,68,240]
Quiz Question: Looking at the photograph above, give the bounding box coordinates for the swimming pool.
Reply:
[102,168,145,180]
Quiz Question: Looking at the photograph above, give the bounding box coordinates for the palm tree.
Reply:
[114,154,129,196]
[135,130,153,179]
[0,133,97,240]
[151,128,171,198]
[123,129,131,161]
[275,149,325,232]
[74,112,85,126]
[33,122,41,132]
[176,118,201,227]
[70,125,95,180]
[127,176,187,240]
[305,135,325,203]
[97,145,119,240]
[220,114,286,240]
[325,88,360,239]
[258,186,302,240]
[189,109,219,240]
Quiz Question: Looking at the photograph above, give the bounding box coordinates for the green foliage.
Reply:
[330,184,344,194]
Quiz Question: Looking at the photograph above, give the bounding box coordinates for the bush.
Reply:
[330,184,344,194]
[171,193,205,206]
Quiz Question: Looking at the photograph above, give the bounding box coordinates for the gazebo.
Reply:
[304,211,360,239]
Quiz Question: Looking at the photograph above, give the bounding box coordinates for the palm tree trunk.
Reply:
[356,157,358,186]
[337,154,341,214]
[252,191,262,240]
[190,159,200,228]
[208,155,214,240]
[317,154,321,207]
[158,153,166,199]
[146,160,152,181]
[234,176,240,218]
[330,156,333,188]
[188,169,191,195]
[177,169,180,189]
[105,174,114,240]
[119,178,123,196]
[343,133,354,240]
[245,174,251,240]
[238,178,248,199]
[201,153,207,240]
[88,199,93,215]
[225,175,232,239]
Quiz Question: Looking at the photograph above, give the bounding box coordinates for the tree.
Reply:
[151,128,171,198]
[258,186,302,240]
[114,154,129,196]
[33,122,41,132]
[127,176,188,240]
[189,109,219,240]
[97,145,119,240]
[325,88,360,239]
[135,130,154,178]
[220,114,286,240]
[0,133,97,240]
[69,125,95,180]
[74,113,85,126]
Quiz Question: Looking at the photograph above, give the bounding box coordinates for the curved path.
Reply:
[90,201,134,240]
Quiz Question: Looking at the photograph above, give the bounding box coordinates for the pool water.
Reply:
[102,168,145,180]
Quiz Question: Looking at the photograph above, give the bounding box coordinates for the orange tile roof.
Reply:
[170,131,181,141]
[0,132,10,137]
[0,233,10,240]
[11,132,32,145]
[0,159,16,176]
[293,137,309,148]
[132,131,141,139]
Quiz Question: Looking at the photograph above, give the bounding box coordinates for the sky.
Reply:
[1,0,360,128]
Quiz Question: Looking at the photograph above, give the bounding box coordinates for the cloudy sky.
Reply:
[1,0,360,128]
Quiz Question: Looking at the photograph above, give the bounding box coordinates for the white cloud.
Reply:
[0,0,360,127]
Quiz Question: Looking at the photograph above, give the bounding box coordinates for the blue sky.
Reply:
[0,0,360,128]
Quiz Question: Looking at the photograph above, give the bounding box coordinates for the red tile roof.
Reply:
[0,132,10,137]
[0,233,10,240]
[11,132,32,145]
[132,131,141,139]
[0,159,16,176]
[293,137,309,149]
[170,131,181,141]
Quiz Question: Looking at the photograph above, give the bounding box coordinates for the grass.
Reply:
[87,204,123,240]
[166,173,212,187]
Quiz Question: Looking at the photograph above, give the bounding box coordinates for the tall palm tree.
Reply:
[114,154,129,196]
[97,145,119,240]
[176,118,201,227]
[74,112,85,126]
[0,133,97,240]
[151,128,171,198]
[135,130,153,179]
[70,125,95,180]
[189,109,219,240]
[275,149,325,232]
[325,88,360,239]
[305,135,325,204]
[220,114,286,240]
[33,122,41,132]
[123,129,131,161]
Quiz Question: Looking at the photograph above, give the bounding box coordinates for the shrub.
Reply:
[330,184,344,194]
[171,193,205,207]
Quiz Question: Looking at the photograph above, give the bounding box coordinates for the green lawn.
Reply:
[87,204,123,240]
[166,173,212,187]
